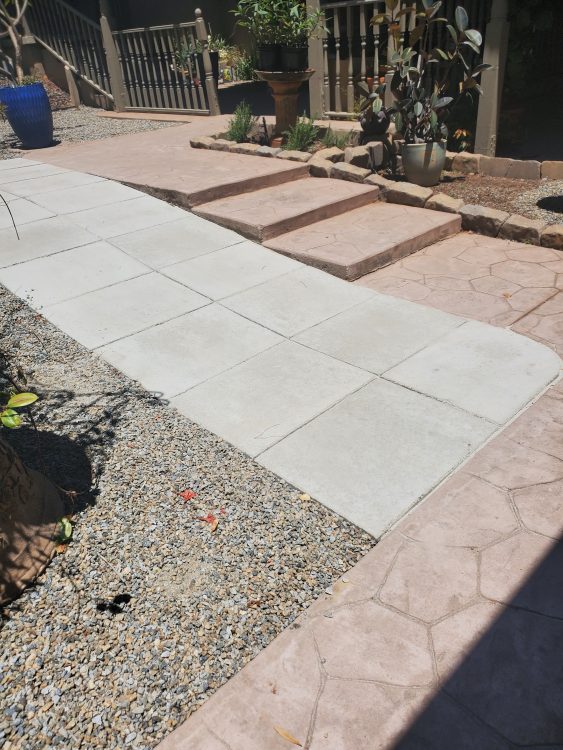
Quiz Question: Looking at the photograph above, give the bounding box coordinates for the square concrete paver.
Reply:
[0,170,105,198]
[0,163,68,184]
[295,294,462,374]
[99,304,282,398]
[44,273,209,349]
[0,217,98,268]
[0,197,54,229]
[65,195,187,238]
[259,378,496,537]
[0,158,42,172]
[109,217,244,269]
[0,241,149,308]
[163,240,300,300]
[24,180,140,215]
[222,265,373,336]
[172,340,372,456]
[385,320,561,424]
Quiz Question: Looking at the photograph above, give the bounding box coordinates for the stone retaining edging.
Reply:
[190,136,563,251]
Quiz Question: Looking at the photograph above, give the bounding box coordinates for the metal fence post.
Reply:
[99,0,128,111]
[195,8,220,116]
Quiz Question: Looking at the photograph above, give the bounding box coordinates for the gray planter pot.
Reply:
[402,141,446,187]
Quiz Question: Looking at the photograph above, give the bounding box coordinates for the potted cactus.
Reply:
[366,0,490,186]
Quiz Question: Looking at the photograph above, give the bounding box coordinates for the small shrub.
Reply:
[283,114,319,151]
[321,127,351,150]
[226,100,257,143]
[234,53,257,81]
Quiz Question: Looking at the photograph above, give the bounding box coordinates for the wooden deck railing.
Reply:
[26,0,112,100]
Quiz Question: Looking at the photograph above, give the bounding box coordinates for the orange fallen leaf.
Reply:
[179,489,197,501]
[274,726,302,746]
[55,543,67,555]
[502,292,512,299]
[198,513,219,532]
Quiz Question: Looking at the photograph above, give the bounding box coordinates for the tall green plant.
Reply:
[226,100,258,143]
[283,114,318,151]
[362,0,491,144]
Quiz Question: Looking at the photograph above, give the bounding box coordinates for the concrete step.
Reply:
[264,202,462,280]
[192,178,379,242]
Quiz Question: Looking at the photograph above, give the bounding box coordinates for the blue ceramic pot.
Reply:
[0,82,53,149]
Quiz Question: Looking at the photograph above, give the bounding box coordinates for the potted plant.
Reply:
[174,37,220,86]
[234,0,282,72]
[0,1,53,150]
[367,0,490,186]
[279,1,323,72]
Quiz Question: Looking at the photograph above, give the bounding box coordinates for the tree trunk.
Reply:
[0,436,63,605]
[6,24,24,82]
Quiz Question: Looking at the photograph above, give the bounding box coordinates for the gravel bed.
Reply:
[1,106,178,161]
[0,287,374,749]
[437,172,563,225]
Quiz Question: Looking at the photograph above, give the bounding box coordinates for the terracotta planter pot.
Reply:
[0,437,64,605]
[402,141,447,187]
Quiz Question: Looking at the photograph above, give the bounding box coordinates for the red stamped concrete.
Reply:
[30,121,308,207]
[193,178,379,241]
[159,380,563,749]
[357,232,563,355]
[265,202,461,280]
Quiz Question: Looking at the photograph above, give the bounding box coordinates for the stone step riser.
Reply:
[266,204,462,281]
[193,178,380,242]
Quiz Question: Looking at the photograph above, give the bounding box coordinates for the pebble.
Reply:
[0,271,374,748]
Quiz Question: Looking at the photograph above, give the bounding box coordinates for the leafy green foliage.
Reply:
[233,0,323,46]
[321,127,351,150]
[283,114,319,151]
[1,391,38,428]
[226,100,258,143]
[365,0,491,144]
[234,52,258,81]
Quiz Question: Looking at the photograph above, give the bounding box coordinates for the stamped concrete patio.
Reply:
[1,142,562,749]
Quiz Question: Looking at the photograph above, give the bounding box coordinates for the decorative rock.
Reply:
[499,214,546,245]
[256,146,282,158]
[344,145,370,169]
[315,147,345,163]
[190,136,216,149]
[277,150,312,163]
[209,138,233,152]
[540,224,563,251]
[308,157,334,178]
[444,151,457,170]
[541,161,563,180]
[506,159,541,180]
[364,173,394,196]
[385,181,433,208]
[452,151,481,174]
[230,142,262,155]
[479,156,514,178]
[331,162,371,183]
[365,141,385,169]
[425,193,464,214]
[460,204,509,237]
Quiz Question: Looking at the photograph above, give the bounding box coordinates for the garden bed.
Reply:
[437,173,563,226]
[0,287,373,749]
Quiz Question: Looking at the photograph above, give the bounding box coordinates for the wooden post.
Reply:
[64,65,81,108]
[195,8,220,116]
[474,0,510,156]
[307,0,324,118]
[99,0,128,111]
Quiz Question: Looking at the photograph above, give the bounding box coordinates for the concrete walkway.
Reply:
[0,158,558,540]
[1,150,562,749]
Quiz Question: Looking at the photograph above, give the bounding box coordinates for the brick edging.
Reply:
[190,136,563,251]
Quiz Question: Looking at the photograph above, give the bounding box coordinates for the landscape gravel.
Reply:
[1,106,178,160]
[0,286,374,749]
[438,173,563,225]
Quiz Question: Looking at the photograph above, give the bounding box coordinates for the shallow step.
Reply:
[264,202,462,280]
[193,177,379,241]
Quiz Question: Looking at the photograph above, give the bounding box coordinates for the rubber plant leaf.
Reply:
[7,392,38,409]
[1,409,21,428]
[455,6,468,32]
